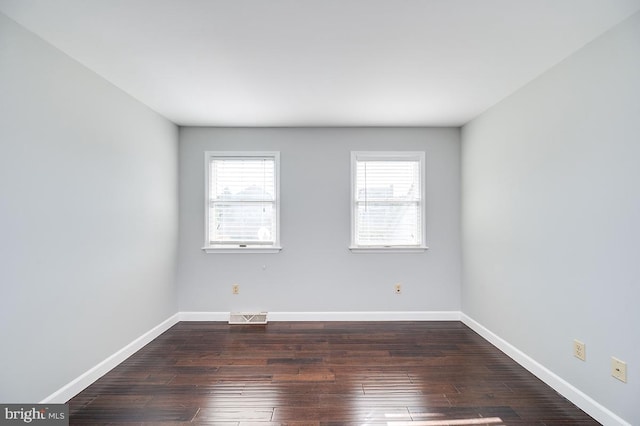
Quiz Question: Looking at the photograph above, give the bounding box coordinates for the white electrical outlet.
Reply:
[232,284,240,295]
[573,340,586,361]
[394,283,402,294]
[612,357,627,383]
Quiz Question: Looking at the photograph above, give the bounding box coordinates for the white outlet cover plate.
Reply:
[573,339,586,361]
[612,357,627,383]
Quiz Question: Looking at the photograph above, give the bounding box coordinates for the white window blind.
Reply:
[351,152,426,251]
[204,152,280,252]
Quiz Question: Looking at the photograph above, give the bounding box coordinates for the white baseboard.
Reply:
[460,313,630,426]
[266,311,461,321]
[178,311,460,322]
[40,313,180,404]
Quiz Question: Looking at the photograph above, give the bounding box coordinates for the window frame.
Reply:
[349,151,428,253]
[203,151,282,254]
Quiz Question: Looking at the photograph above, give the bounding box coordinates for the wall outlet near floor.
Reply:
[573,339,586,361]
[394,283,402,294]
[611,357,627,383]
[232,284,240,295]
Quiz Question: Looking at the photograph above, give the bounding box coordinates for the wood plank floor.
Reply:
[68,321,599,425]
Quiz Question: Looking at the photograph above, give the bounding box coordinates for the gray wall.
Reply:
[177,127,461,313]
[461,11,640,424]
[0,13,179,402]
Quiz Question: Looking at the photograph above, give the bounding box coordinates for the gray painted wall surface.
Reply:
[0,13,179,402]
[177,127,461,313]
[462,12,640,424]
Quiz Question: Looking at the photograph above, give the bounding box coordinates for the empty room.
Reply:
[1,0,639,425]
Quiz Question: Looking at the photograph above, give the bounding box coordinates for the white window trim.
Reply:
[349,151,428,253]
[202,151,282,254]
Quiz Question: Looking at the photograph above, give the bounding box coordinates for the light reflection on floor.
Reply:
[387,417,503,426]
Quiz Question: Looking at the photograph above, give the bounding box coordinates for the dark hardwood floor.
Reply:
[68,321,599,425]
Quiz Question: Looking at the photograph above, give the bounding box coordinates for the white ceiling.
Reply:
[1,0,639,127]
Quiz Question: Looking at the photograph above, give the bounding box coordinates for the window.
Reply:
[203,151,281,253]
[350,151,427,252]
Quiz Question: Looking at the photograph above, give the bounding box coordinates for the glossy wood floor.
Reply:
[68,322,599,425]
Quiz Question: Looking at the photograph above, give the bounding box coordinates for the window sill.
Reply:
[202,246,283,254]
[349,246,428,253]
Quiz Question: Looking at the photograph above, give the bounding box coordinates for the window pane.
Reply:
[352,153,424,248]
[211,158,275,202]
[356,160,420,202]
[209,202,274,243]
[208,156,277,246]
[356,202,420,245]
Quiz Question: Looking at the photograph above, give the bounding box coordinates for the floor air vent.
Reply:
[229,312,268,325]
